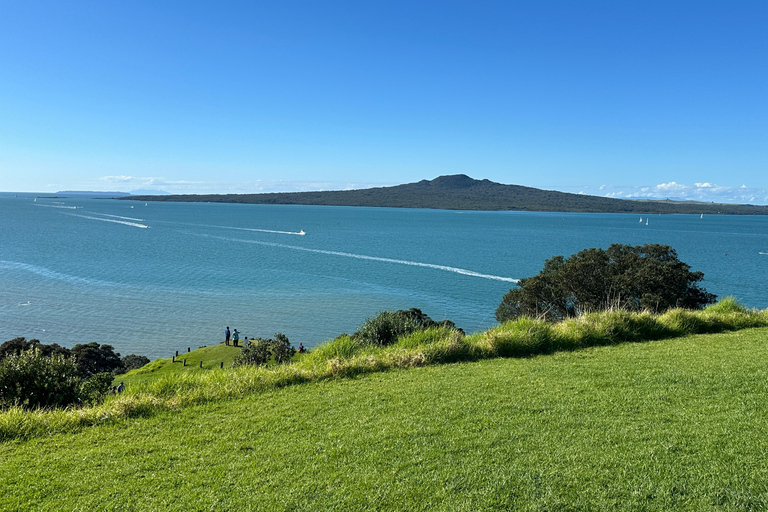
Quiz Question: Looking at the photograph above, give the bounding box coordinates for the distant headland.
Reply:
[122,175,768,215]
[56,191,132,197]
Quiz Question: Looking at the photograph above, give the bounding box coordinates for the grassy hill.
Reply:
[3,325,768,510]
[124,174,768,215]
[2,301,768,510]
[118,343,242,386]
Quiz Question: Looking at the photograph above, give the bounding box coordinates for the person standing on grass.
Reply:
[232,329,240,347]
[225,326,231,346]
[117,382,125,394]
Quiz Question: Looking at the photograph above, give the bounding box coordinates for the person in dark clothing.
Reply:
[225,326,231,346]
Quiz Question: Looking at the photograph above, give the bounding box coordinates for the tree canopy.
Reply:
[496,244,717,322]
[70,342,125,378]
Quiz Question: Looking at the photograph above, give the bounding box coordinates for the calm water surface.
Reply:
[1,194,766,359]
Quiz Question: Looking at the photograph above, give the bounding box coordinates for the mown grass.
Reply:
[2,325,768,510]
[116,343,242,386]
[1,298,767,443]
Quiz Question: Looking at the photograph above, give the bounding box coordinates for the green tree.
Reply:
[120,354,150,372]
[0,337,71,361]
[496,243,717,322]
[70,343,125,378]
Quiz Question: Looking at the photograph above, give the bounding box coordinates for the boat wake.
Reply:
[63,212,149,228]
[197,233,519,283]
[0,260,119,288]
[207,224,306,236]
[90,212,145,222]
[35,204,79,209]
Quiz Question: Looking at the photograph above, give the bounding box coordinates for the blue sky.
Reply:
[1,1,766,203]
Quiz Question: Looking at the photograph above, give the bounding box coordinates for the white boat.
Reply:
[639,217,642,223]
[299,230,306,236]
[646,219,649,225]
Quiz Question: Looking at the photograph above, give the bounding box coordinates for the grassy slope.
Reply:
[3,327,768,511]
[117,343,242,386]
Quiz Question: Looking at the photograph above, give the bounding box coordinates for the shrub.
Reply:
[234,338,272,366]
[355,308,463,347]
[80,372,114,405]
[271,333,296,364]
[233,334,296,367]
[355,310,422,346]
[0,349,82,410]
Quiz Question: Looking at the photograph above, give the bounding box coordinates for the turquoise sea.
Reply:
[1,194,767,359]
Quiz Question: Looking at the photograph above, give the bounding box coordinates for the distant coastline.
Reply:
[122,174,768,215]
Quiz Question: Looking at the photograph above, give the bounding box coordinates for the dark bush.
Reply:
[354,308,463,347]
[233,333,296,367]
[234,338,272,366]
[271,333,296,364]
[121,354,150,372]
[496,243,717,323]
[0,337,71,361]
[70,342,125,378]
[0,349,82,410]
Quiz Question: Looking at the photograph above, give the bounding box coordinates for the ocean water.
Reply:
[1,194,767,359]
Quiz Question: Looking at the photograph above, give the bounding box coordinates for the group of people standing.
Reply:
[224,326,241,346]
[224,326,307,353]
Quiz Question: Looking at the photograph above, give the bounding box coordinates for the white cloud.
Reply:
[655,182,687,192]
[100,175,136,183]
[594,181,768,204]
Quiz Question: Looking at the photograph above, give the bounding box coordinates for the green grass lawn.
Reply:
[3,326,768,511]
[117,343,243,386]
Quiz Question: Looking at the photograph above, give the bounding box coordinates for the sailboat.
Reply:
[700,213,703,219]
[646,218,649,226]
[639,217,643,223]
